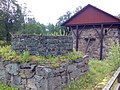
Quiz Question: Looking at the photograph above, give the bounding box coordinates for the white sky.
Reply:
[17,0,120,25]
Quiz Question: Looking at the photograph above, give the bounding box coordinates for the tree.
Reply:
[73,6,82,14]
[17,18,46,35]
[117,14,120,19]
[57,6,82,25]
[57,11,72,25]
[57,6,82,35]
[0,0,24,43]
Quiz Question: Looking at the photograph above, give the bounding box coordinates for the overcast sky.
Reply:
[17,0,120,25]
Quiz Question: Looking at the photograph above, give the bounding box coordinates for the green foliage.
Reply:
[17,18,46,35]
[0,45,18,61]
[107,43,120,70]
[19,51,30,63]
[0,82,17,90]
[46,23,65,36]
[0,45,83,68]
[0,40,7,46]
[17,21,66,36]
[0,0,24,43]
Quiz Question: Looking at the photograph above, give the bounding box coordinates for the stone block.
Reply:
[11,75,21,87]
[67,63,77,73]
[27,78,37,90]
[5,63,19,75]
[0,69,5,83]
[0,62,5,69]
[34,75,48,90]
[76,62,85,69]
[36,67,52,77]
[48,76,61,90]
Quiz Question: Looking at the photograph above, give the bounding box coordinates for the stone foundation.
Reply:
[0,56,89,90]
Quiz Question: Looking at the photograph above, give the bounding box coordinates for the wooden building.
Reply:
[62,4,120,60]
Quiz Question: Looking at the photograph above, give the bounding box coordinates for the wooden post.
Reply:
[118,27,120,45]
[118,73,120,83]
[100,24,104,60]
[76,26,79,51]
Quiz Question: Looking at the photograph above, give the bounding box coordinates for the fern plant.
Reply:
[19,51,30,63]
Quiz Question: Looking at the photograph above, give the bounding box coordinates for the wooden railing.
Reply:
[102,67,120,90]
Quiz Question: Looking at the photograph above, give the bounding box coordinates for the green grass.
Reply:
[64,59,115,90]
[64,44,120,90]
[0,82,18,90]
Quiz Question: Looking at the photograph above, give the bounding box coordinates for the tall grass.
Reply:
[64,44,120,90]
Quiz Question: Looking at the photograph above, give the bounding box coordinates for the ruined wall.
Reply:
[0,56,89,90]
[12,35,73,57]
[70,28,119,59]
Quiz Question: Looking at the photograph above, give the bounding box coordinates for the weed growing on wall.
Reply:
[0,45,83,68]
[19,51,30,63]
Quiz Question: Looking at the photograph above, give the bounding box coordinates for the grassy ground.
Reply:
[64,44,120,90]
[64,59,116,90]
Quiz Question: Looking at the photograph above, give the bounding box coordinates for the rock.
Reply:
[27,78,37,90]
[19,69,34,79]
[0,69,5,83]
[34,75,48,90]
[5,63,19,75]
[0,62,5,69]
[48,76,61,90]
[36,66,52,77]
[11,75,21,87]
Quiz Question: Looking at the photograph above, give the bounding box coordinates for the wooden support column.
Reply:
[118,73,120,83]
[76,25,79,51]
[100,24,104,60]
[118,27,120,45]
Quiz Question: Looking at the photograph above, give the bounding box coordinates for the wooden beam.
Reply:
[93,25,101,38]
[78,25,86,37]
[76,25,79,51]
[100,24,104,60]
[107,24,113,31]
[70,26,77,37]
[85,38,91,54]
[118,27,120,45]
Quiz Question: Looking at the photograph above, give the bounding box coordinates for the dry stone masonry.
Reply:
[0,56,89,90]
[12,35,73,57]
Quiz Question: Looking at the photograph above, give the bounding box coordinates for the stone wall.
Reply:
[70,28,119,59]
[12,35,73,57]
[0,56,89,90]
